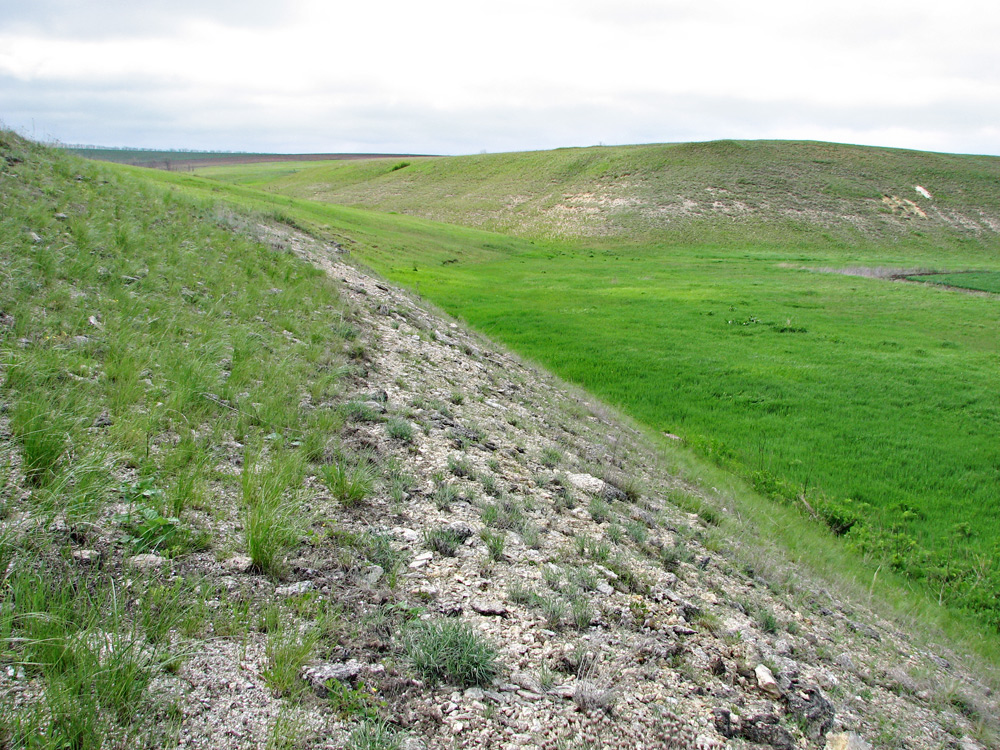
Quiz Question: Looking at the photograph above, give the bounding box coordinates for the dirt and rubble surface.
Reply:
[190,224,993,750]
[3,218,997,750]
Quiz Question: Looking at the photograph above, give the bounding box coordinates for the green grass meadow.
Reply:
[135,146,1000,632]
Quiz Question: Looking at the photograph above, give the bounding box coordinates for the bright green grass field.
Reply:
[134,166,1000,630]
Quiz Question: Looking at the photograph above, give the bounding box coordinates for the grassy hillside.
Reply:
[0,132,364,745]
[147,144,1000,635]
[199,140,1000,251]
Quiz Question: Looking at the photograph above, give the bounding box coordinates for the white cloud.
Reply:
[1,0,998,155]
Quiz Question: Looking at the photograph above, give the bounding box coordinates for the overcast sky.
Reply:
[2,0,999,156]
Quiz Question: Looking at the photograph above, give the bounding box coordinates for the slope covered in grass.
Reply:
[0,131,361,745]
[200,140,1000,252]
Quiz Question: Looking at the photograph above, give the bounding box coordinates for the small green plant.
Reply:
[507,581,534,604]
[757,609,779,634]
[481,496,525,531]
[625,519,648,545]
[543,565,563,591]
[480,473,501,497]
[449,390,465,405]
[540,446,563,468]
[424,527,465,557]
[346,719,403,750]
[116,504,186,554]
[263,622,318,697]
[588,497,611,524]
[571,598,594,630]
[10,397,71,486]
[606,524,624,544]
[321,454,377,506]
[433,481,460,510]
[448,454,475,479]
[405,619,498,687]
[481,529,506,561]
[325,679,383,720]
[385,417,414,443]
[541,597,566,629]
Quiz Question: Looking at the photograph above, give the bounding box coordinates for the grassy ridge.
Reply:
[199,139,1000,251]
[139,151,1000,633]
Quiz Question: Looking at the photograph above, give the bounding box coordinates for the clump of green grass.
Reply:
[9,397,71,486]
[448,454,475,479]
[540,446,563,468]
[405,619,498,687]
[263,620,318,697]
[481,529,506,561]
[242,448,305,576]
[321,453,377,506]
[424,527,466,557]
[346,719,402,750]
[385,417,413,443]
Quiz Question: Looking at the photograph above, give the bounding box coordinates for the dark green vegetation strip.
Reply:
[908,271,1000,294]
[0,132,363,744]
[142,143,1000,635]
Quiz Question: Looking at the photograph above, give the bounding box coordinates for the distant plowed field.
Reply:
[66,147,432,171]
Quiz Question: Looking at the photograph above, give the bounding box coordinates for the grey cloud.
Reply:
[2,0,294,39]
[4,73,999,156]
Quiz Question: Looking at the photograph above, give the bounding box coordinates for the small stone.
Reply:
[825,732,872,750]
[470,600,508,617]
[742,714,795,750]
[463,687,485,702]
[755,664,781,698]
[394,527,420,543]
[29,231,42,243]
[222,555,254,573]
[302,660,364,693]
[409,551,433,569]
[596,582,614,595]
[445,522,474,541]
[834,653,856,672]
[565,473,605,495]
[362,565,384,585]
[275,580,313,596]
[72,549,100,564]
[127,553,168,570]
[54,212,69,220]
[774,638,793,656]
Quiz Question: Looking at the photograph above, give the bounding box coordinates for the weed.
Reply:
[481,529,506,561]
[588,497,611,524]
[448,454,475,479]
[405,619,498,687]
[263,621,318,697]
[481,496,525,531]
[625,520,648,545]
[346,719,402,750]
[507,581,534,604]
[540,446,563,468]
[571,598,594,630]
[325,679,383,720]
[433,481,460,511]
[480,473,501,497]
[321,453,377,506]
[379,416,413,443]
[424,527,465,557]
[541,597,566,629]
